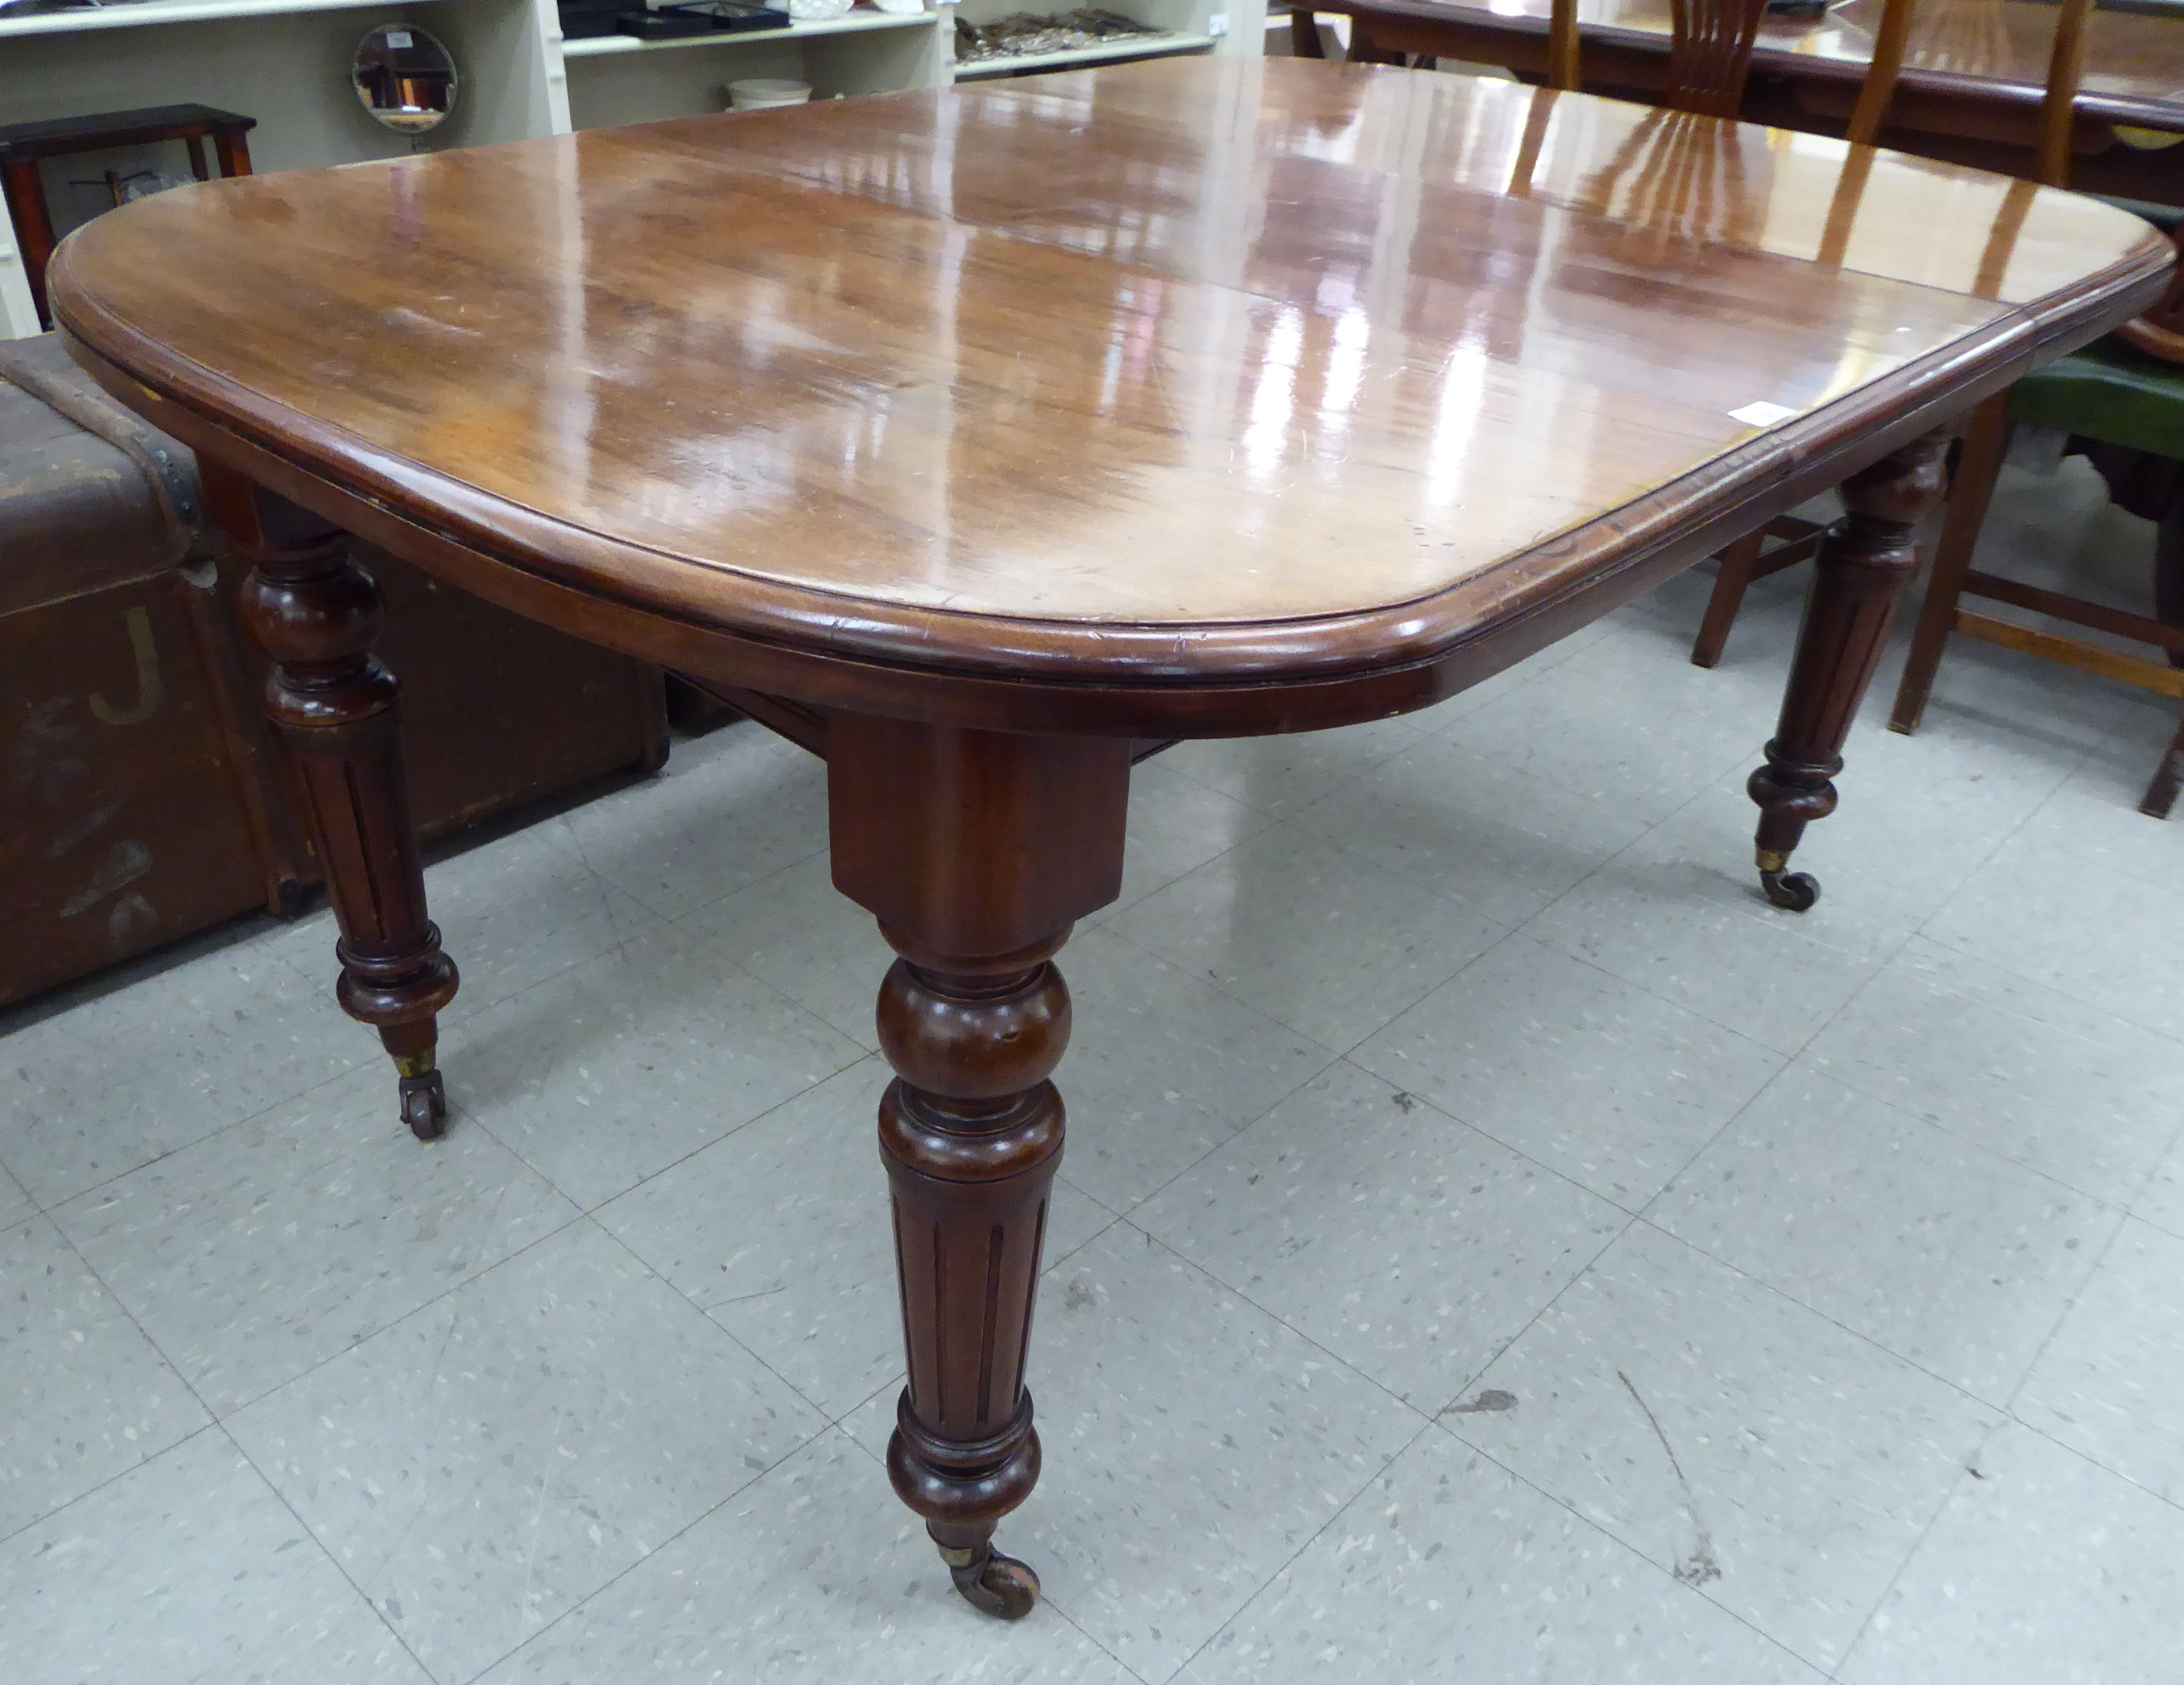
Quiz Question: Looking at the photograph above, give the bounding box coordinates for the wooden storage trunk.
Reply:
[0,333,666,1009]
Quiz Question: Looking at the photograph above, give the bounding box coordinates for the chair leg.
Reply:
[1289,8,1326,57]
[1346,23,1406,64]
[1890,390,2012,735]
[1691,529,1767,668]
[2137,498,2184,820]
[2139,715,2184,818]
[2156,491,2184,669]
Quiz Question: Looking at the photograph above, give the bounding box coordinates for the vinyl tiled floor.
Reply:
[7,459,2184,1683]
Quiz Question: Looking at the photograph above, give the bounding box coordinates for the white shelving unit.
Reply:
[0,0,450,34]
[0,0,1260,335]
[560,6,948,124]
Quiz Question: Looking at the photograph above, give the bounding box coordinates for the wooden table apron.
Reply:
[45,58,2170,1623]
[1332,0,2184,198]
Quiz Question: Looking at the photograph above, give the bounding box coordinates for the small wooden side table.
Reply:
[0,104,254,330]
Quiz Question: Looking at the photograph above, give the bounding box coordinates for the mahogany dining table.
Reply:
[1316,0,2184,199]
[47,56,2169,1622]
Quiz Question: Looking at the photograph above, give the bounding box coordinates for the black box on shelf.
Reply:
[559,0,627,38]
[622,0,793,34]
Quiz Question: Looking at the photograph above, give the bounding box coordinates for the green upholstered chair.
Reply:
[1888,206,2184,818]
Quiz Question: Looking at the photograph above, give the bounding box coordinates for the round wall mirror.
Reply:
[352,25,459,134]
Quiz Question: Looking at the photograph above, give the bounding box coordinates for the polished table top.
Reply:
[1338,0,2184,125]
[51,58,2166,710]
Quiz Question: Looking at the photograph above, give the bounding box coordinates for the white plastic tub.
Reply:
[726,77,813,110]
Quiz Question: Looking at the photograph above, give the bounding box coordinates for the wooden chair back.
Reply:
[1539,0,2085,180]
[1843,0,1915,147]
[1544,0,1780,116]
[1692,0,2116,675]
[1663,0,1773,117]
[1825,0,2093,274]
[1845,0,2089,184]
[1548,0,1582,91]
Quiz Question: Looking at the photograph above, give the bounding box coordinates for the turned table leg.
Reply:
[829,712,1131,1619]
[231,495,458,1138]
[1747,429,1950,910]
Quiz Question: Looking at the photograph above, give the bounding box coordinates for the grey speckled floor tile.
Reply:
[677,855,891,1050]
[267,827,667,1029]
[476,1431,1137,1685]
[843,1224,1422,1683]
[51,1063,577,1415]
[1923,833,2184,1043]
[0,1215,208,1543]
[1134,1062,1625,1410]
[1521,794,1904,1056]
[1449,1222,1996,1670]
[1708,698,2087,923]
[0,940,360,1208]
[0,1429,429,1685]
[1433,620,1770,822]
[1804,938,2184,1205]
[0,1164,32,1231]
[1158,715,1427,821]
[444,927,862,1210]
[597,1058,1114,1421]
[1837,1424,2184,1685]
[2130,1124,2184,1241]
[1103,757,1277,918]
[2014,709,2184,898]
[1289,735,1655,927]
[229,1220,825,1685]
[1353,932,1784,1209]
[2014,1218,2184,1506]
[1180,1429,1825,1685]
[1646,1068,2119,1405]
[1046,926,1334,1213]
[544,727,829,922]
[1108,823,1506,1053]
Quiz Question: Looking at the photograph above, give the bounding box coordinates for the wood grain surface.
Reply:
[49,59,2168,722]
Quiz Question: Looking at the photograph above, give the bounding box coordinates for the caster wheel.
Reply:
[948,1544,1041,1620]
[1759,868,1820,912]
[399,1069,447,1141]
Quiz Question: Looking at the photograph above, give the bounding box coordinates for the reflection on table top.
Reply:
[1356,0,2184,117]
[51,58,2167,685]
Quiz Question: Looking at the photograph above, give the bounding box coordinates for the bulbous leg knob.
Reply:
[939,1538,1041,1620]
[398,1067,447,1140]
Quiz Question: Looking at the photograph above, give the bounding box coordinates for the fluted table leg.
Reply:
[1747,429,1950,910]
[231,494,458,1138]
[829,712,1130,1619]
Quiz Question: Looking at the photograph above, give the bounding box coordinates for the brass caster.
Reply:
[941,1541,1041,1620]
[1759,867,1820,912]
[398,1068,447,1141]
